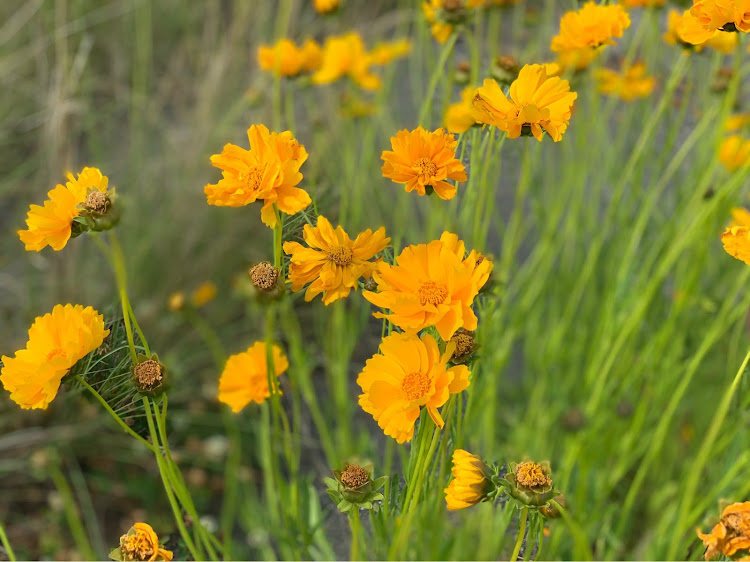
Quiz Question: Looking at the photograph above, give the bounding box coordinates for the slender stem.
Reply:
[0,521,16,562]
[510,507,528,562]
[108,232,139,362]
[273,204,283,271]
[349,508,361,561]
[126,299,150,357]
[418,33,459,126]
[48,462,96,560]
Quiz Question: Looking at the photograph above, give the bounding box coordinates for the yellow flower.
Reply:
[726,113,750,132]
[368,39,412,65]
[110,522,172,561]
[664,9,738,50]
[257,38,322,77]
[190,281,217,308]
[697,502,750,561]
[204,124,310,228]
[690,0,750,35]
[1,304,109,410]
[722,226,750,264]
[18,167,108,252]
[357,332,471,443]
[218,342,289,412]
[719,135,750,172]
[730,207,750,227]
[381,127,468,200]
[363,232,492,341]
[444,86,478,134]
[444,449,494,510]
[621,0,664,6]
[167,292,186,312]
[596,62,656,101]
[283,215,389,304]
[314,0,339,13]
[472,65,577,142]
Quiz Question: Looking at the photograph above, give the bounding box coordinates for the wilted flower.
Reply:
[502,460,556,507]
[109,522,172,561]
[596,62,656,101]
[257,38,322,77]
[218,342,288,412]
[325,462,387,512]
[444,449,495,510]
[697,502,750,561]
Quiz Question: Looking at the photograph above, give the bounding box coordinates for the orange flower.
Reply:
[257,38,322,77]
[719,135,750,172]
[218,342,288,412]
[444,86,478,134]
[444,449,494,510]
[204,124,310,227]
[111,522,173,561]
[472,65,577,142]
[722,226,750,264]
[283,215,389,304]
[697,502,750,560]
[357,331,471,443]
[363,232,492,341]
[596,62,656,101]
[665,8,739,49]
[690,0,750,35]
[730,207,750,227]
[381,127,468,200]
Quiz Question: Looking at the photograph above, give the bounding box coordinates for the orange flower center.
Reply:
[401,371,432,402]
[239,167,264,192]
[46,348,67,361]
[414,157,438,180]
[417,280,448,306]
[328,245,354,267]
[515,462,551,489]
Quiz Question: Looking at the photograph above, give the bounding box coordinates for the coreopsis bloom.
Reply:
[697,502,750,561]
[719,135,750,172]
[19,167,109,251]
[363,232,492,340]
[730,207,750,227]
[357,332,471,443]
[1,304,109,410]
[257,38,322,77]
[283,216,389,304]
[381,127,468,200]
[314,0,339,13]
[109,522,173,561]
[444,86,478,134]
[190,281,217,307]
[726,113,750,132]
[218,341,288,412]
[204,124,310,227]
[722,226,750,264]
[445,449,495,510]
[596,62,656,101]
[472,65,577,142]
[689,0,750,37]
[551,2,631,69]
[664,9,738,51]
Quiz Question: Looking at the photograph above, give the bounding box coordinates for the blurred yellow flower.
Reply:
[110,522,173,562]
[257,38,322,77]
[283,215,389,304]
[725,113,750,132]
[690,0,750,35]
[719,135,750,172]
[18,167,108,252]
[204,124,310,228]
[357,332,471,443]
[363,232,492,340]
[722,226,750,264]
[730,207,750,227]
[218,342,288,412]
[621,0,664,6]
[1,304,109,410]
[472,65,577,142]
[444,86,478,134]
[697,502,750,561]
[664,9,738,51]
[167,292,186,311]
[190,282,217,308]
[596,62,656,101]
[313,0,339,13]
[381,127,468,200]
[368,39,412,65]
[445,449,494,510]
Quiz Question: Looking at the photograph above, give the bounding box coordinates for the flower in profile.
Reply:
[719,135,750,172]
[357,332,471,443]
[109,522,173,561]
[190,281,217,308]
[690,0,750,36]
[381,127,468,200]
[444,449,495,510]
[596,62,656,101]
[314,0,340,14]
[444,86,479,134]
[283,215,389,305]
[697,502,750,561]
[19,167,109,251]
[722,226,750,264]
[218,341,288,412]
[204,124,310,227]
[257,38,322,77]
[1,304,109,410]
[503,460,556,507]
[363,232,492,341]
[664,9,738,51]
[472,65,577,142]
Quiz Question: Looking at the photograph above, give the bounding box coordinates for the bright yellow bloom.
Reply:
[697,502,750,561]
[190,282,217,308]
[357,332,471,443]
[730,207,750,227]
[722,226,750,264]
[690,0,750,36]
[381,127,468,200]
[596,62,655,101]
[218,342,288,412]
[111,522,173,561]
[445,449,494,510]
[444,86,478,134]
[1,304,109,410]
[664,9,738,50]
[283,215,390,304]
[621,0,665,6]
[368,39,412,65]
[257,39,322,77]
[19,167,108,252]
[719,135,750,172]
[167,292,186,311]
[314,0,339,13]
[204,124,310,227]
[472,65,577,142]
[726,113,750,131]
[363,232,492,341]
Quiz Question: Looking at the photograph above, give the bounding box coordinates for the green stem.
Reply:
[510,507,528,562]
[273,204,283,270]
[350,508,361,561]
[48,462,96,560]
[0,520,16,562]
[418,32,459,126]
[108,232,139,363]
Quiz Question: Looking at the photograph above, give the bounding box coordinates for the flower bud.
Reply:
[131,353,168,397]
[325,461,387,513]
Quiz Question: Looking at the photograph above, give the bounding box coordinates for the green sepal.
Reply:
[337,500,352,512]
[371,476,388,492]
[108,547,122,561]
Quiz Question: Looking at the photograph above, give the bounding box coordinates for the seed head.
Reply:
[249,262,280,291]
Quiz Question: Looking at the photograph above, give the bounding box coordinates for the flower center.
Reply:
[401,371,432,402]
[417,280,448,306]
[84,191,108,213]
[46,348,67,361]
[134,360,162,389]
[414,157,438,180]
[515,462,551,489]
[122,533,155,561]
[340,465,369,489]
[249,261,279,291]
[450,331,475,357]
[328,245,354,267]
[239,167,264,192]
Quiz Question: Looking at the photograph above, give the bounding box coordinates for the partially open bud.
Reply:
[109,522,173,561]
[502,460,558,507]
[325,461,387,513]
[77,187,120,232]
[248,261,284,301]
[131,353,168,397]
[444,449,498,510]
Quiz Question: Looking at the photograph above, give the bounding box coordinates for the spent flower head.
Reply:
[697,501,750,561]
[325,461,387,512]
[132,353,168,398]
[501,460,558,507]
[109,522,173,561]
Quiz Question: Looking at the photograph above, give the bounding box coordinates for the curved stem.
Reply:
[510,507,528,562]
[0,520,16,562]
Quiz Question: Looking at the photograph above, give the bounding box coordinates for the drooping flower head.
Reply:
[445,449,495,510]
[444,86,479,134]
[472,65,578,142]
[381,127,468,200]
[363,232,492,341]
[697,502,750,561]
[690,0,750,35]
[283,215,389,304]
[204,124,310,227]
[719,135,750,172]
[664,9,738,51]
[19,167,109,252]
[722,226,750,264]
[596,62,656,101]
[217,341,288,412]
[257,38,322,77]
[1,304,109,410]
[109,522,173,561]
[357,332,471,443]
